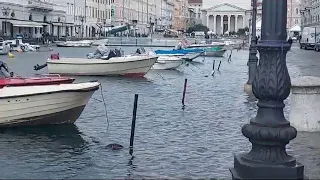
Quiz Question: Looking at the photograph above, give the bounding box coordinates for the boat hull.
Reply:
[0,82,99,127]
[155,48,203,55]
[0,77,75,88]
[152,57,183,70]
[204,50,226,57]
[56,43,91,47]
[56,40,92,47]
[47,56,158,77]
[180,52,202,61]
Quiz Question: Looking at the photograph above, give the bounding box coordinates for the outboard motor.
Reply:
[106,49,118,60]
[50,53,60,60]
[136,48,142,54]
[136,47,146,55]
[114,49,122,57]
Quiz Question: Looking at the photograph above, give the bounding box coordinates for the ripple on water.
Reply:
[0,48,318,179]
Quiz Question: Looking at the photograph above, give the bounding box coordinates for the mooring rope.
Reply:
[99,83,110,130]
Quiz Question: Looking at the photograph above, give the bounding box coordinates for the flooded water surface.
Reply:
[0,45,319,179]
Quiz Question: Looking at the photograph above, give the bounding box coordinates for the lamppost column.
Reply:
[244,0,258,94]
[230,0,305,179]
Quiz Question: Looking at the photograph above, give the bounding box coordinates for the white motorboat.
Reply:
[154,52,202,61]
[5,38,40,52]
[92,39,109,46]
[152,56,184,70]
[0,81,99,127]
[188,42,226,48]
[47,55,158,77]
[56,40,93,47]
[0,39,10,55]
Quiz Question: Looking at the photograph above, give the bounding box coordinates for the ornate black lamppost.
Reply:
[244,0,258,94]
[2,7,10,37]
[230,0,305,179]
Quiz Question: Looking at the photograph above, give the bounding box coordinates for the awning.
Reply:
[289,25,301,32]
[9,20,44,28]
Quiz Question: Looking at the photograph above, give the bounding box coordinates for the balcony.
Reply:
[26,0,54,12]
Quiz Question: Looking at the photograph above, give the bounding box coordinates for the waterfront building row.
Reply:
[0,0,180,39]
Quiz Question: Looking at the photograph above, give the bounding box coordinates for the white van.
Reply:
[194,31,205,37]
[300,26,320,49]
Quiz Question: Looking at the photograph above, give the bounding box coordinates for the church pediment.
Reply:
[206,3,246,12]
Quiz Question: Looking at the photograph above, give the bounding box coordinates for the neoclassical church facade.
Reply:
[201,1,255,35]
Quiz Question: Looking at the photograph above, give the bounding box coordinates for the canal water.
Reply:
[0,46,319,179]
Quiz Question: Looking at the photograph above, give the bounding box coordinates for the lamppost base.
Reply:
[230,154,306,180]
[244,83,253,95]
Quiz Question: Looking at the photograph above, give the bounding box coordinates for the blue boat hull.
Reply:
[155,48,204,55]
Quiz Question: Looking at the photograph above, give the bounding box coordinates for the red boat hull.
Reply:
[0,77,75,88]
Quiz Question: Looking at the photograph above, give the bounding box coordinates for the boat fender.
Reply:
[8,52,14,58]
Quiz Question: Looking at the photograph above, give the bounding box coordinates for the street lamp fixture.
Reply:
[2,7,11,37]
[231,0,305,179]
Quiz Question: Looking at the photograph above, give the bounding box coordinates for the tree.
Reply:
[237,28,246,35]
[186,24,209,34]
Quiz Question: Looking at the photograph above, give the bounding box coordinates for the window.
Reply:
[296,8,299,14]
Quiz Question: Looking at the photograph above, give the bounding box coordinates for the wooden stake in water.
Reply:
[182,79,187,108]
[211,60,215,76]
[129,94,139,155]
[218,61,222,71]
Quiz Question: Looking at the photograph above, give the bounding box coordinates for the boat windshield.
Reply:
[0,61,9,78]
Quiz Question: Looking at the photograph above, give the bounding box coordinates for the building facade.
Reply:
[56,0,113,38]
[0,0,70,38]
[201,0,252,34]
[172,0,189,31]
[188,0,202,24]
[111,0,156,35]
[299,0,318,27]
[155,0,175,31]
[202,3,250,34]
[287,0,301,28]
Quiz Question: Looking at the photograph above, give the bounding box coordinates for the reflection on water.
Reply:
[0,125,87,151]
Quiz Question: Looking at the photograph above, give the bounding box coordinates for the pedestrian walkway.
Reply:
[287,43,320,77]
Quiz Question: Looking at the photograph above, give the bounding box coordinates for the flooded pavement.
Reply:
[0,43,319,179]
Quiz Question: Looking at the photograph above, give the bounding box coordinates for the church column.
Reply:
[220,15,224,34]
[228,15,231,33]
[235,15,238,32]
[242,15,245,29]
[213,15,216,33]
[207,14,209,27]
